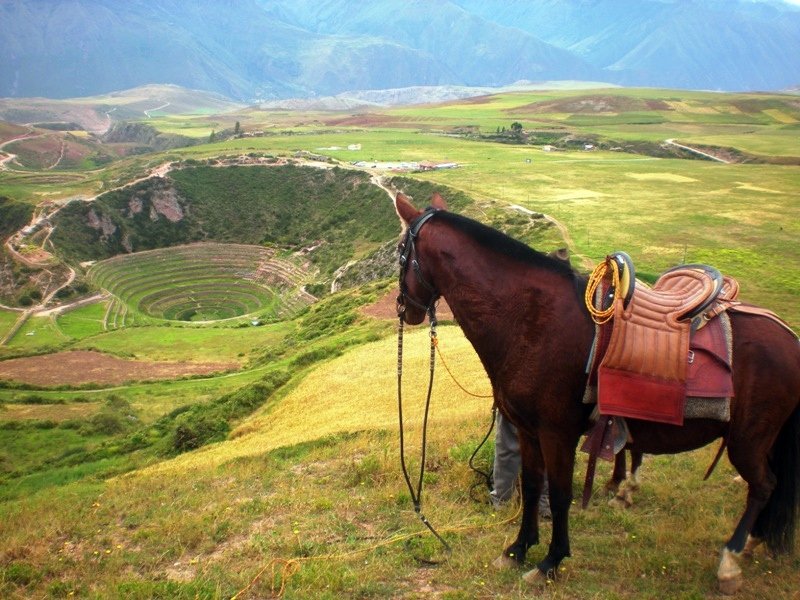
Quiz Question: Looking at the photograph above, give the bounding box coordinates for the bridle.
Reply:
[394,206,501,554]
[395,206,451,554]
[397,207,441,324]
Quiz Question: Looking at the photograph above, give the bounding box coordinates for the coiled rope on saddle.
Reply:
[585,256,622,324]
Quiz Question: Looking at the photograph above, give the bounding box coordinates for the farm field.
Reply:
[0,86,798,598]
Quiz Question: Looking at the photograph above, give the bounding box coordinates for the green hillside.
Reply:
[1,86,798,598]
[50,164,396,280]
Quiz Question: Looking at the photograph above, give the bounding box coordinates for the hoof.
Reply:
[718,573,743,596]
[492,555,519,570]
[742,535,762,560]
[718,548,743,596]
[608,493,632,510]
[522,567,553,586]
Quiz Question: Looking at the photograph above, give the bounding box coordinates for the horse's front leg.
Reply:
[523,430,578,584]
[493,433,543,569]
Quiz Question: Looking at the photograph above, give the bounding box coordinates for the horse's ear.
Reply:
[430,192,448,211]
[549,247,571,265]
[394,192,419,225]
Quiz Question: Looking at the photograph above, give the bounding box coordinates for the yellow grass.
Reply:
[135,325,492,475]
[762,109,798,124]
[664,101,719,114]
[0,402,99,421]
[734,181,784,194]
[626,172,698,183]
[551,188,607,201]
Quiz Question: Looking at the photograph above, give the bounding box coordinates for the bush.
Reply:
[167,367,291,454]
[173,413,229,452]
[86,412,128,435]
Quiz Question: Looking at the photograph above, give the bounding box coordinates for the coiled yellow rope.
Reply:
[585,257,621,324]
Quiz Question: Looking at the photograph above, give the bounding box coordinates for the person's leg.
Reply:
[539,472,551,519]
[490,412,521,506]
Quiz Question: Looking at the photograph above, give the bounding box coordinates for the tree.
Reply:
[510,121,524,142]
[234,121,241,135]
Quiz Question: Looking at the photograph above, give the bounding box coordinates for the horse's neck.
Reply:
[436,250,572,367]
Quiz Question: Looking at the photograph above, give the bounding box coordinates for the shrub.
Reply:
[86,412,128,436]
[172,412,229,452]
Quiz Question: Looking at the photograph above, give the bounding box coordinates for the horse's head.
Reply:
[394,192,447,325]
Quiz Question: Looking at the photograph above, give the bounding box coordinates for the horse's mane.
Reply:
[437,211,576,278]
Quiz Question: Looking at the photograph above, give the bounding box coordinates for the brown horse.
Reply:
[395,192,800,594]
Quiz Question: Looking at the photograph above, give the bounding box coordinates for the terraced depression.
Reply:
[88,243,315,322]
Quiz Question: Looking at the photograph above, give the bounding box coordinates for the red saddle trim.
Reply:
[590,315,733,425]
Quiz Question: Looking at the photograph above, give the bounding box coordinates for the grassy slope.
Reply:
[1,327,797,598]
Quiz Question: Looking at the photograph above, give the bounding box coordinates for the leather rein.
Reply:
[395,207,451,554]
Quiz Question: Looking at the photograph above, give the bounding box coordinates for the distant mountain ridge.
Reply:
[1,0,799,101]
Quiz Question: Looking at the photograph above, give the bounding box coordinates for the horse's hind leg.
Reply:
[608,450,643,509]
[717,446,777,594]
[605,450,627,495]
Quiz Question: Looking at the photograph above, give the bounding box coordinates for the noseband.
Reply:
[397,207,441,323]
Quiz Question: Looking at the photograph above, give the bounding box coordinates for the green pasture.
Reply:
[0,170,101,205]
[75,321,292,364]
[0,360,275,423]
[3,315,69,352]
[56,301,109,340]
[387,87,800,132]
[141,114,225,138]
[2,302,108,349]
[0,309,21,340]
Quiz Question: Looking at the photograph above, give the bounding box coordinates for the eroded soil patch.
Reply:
[0,350,237,387]
[361,291,454,321]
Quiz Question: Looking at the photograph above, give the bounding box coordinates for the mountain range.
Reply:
[1,0,799,101]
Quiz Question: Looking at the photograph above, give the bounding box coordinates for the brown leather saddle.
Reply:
[591,252,737,425]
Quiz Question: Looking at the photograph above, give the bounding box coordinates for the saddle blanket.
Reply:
[592,312,733,426]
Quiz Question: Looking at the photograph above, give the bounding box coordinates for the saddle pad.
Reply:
[686,312,733,398]
[597,313,733,425]
[598,367,686,424]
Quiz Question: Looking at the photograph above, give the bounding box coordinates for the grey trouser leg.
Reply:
[490,412,520,505]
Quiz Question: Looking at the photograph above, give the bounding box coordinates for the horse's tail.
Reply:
[753,403,800,554]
